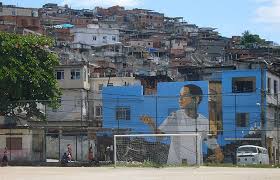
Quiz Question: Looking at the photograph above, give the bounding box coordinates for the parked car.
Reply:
[236,145,269,165]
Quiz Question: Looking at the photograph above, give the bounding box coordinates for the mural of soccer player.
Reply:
[141,84,223,165]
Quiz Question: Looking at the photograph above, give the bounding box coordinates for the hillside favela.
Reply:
[0,2,280,179]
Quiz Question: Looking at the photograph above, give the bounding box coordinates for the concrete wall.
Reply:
[46,89,88,123]
[0,129,33,161]
[0,7,38,17]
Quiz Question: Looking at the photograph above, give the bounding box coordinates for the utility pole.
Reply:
[80,98,83,161]
[260,64,266,148]
[155,95,158,133]
[277,93,279,165]
[235,94,237,143]
[194,96,198,165]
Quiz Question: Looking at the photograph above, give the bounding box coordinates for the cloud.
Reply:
[62,0,141,8]
[254,0,280,24]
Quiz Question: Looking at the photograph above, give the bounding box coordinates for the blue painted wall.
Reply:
[221,69,264,145]
[103,81,209,134]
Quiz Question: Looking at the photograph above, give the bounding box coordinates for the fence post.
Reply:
[59,129,62,161]
[277,93,279,165]
[75,135,78,161]
[44,128,47,162]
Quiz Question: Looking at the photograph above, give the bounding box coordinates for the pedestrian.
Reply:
[67,144,72,162]
[231,152,235,165]
[88,145,94,163]
[105,146,111,161]
[1,147,8,166]
[61,152,69,166]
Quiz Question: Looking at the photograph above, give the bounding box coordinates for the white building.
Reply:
[71,24,120,48]
[44,63,90,127]
[266,70,280,164]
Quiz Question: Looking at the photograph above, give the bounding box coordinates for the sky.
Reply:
[2,0,280,43]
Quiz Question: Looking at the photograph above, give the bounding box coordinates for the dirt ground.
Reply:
[0,166,279,180]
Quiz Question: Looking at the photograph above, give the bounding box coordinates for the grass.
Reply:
[204,163,280,168]
[115,161,280,168]
[115,160,200,168]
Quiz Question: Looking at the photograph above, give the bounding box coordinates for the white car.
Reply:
[236,145,269,165]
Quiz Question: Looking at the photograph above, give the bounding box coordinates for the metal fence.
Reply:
[0,92,279,165]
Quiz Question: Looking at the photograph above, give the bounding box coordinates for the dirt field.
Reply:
[0,166,279,180]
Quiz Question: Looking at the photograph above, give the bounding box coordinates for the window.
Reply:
[232,77,256,93]
[236,113,249,127]
[95,106,103,117]
[71,69,80,80]
[112,36,116,41]
[6,137,22,150]
[274,80,278,96]
[103,36,107,43]
[55,70,64,80]
[268,77,271,94]
[237,147,257,153]
[98,84,103,91]
[92,35,96,41]
[116,107,131,120]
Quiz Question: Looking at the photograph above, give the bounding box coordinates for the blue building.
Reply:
[102,69,280,163]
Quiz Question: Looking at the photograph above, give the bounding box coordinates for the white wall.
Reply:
[72,27,120,47]
[46,90,88,122]
[266,71,280,105]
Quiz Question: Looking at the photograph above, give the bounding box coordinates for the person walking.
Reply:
[1,147,8,166]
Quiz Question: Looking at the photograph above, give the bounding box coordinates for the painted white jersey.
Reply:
[159,109,213,165]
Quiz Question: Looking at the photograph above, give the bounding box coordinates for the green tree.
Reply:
[240,30,266,48]
[0,32,61,121]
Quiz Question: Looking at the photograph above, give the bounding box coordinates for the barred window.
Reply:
[95,106,103,117]
[116,107,130,120]
[236,113,249,127]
